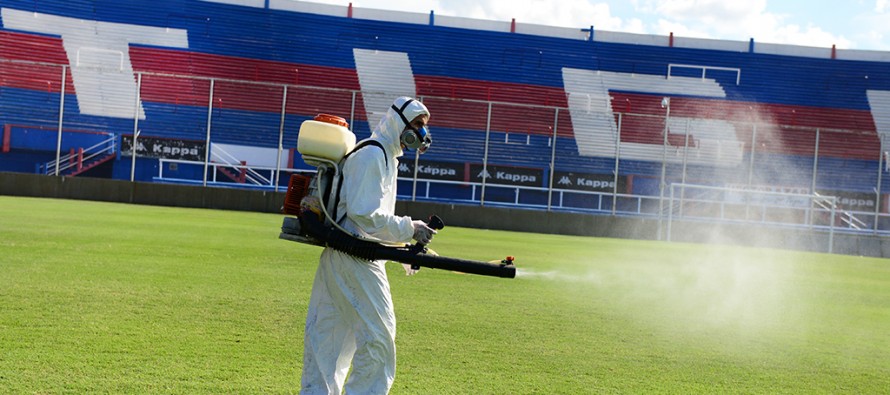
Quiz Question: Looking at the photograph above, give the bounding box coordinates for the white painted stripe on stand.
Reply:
[2,8,189,119]
[353,48,418,131]
[562,67,743,166]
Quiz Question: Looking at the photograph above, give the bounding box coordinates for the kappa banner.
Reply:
[470,164,543,187]
[553,171,625,192]
[121,135,206,161]
[398,161,545,187]
[817,189,877,211]
[397,160,464,181]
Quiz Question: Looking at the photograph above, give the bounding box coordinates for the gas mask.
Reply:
[391,99,432,153]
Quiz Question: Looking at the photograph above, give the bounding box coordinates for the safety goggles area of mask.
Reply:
[402,124,432,153]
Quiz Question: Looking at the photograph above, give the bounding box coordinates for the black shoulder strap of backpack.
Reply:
[334,140,387,224]
[344,140,387,168]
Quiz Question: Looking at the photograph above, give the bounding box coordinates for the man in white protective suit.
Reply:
[300,96,437,395]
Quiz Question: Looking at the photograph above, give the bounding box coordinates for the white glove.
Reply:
[402,263,418,276]
[411,220,437,244]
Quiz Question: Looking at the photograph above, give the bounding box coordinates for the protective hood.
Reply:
[370,96,430,157]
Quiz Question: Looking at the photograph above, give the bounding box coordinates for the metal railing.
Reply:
[666,183,839,252]
[209,145,273,187]
[39,134,116,175]
[399,177,661,215]
[813,191,867,230]
[4,57,890,237]
[156,159,308,190]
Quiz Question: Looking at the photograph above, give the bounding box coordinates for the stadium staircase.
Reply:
[215,160,248,183]
[812,192,868,230]
[38,135,116,177]
[210,147,272,187]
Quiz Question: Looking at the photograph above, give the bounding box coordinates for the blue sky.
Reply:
[308,0,890,51]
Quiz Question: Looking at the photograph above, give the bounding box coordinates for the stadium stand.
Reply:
[2,0,890,231]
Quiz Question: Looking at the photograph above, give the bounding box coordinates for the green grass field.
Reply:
[2,195,889,394]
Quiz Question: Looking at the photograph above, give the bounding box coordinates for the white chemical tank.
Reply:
[297,114,356,163]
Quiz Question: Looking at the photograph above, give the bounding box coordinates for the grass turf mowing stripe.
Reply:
[1,195,889,393]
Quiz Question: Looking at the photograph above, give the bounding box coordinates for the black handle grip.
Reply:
[427,215,445,230]
[410,215,446,270]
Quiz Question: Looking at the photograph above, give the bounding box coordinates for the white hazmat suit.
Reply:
[300,97,432,394]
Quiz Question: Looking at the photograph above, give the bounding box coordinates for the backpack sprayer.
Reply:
[278,114,516,279]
